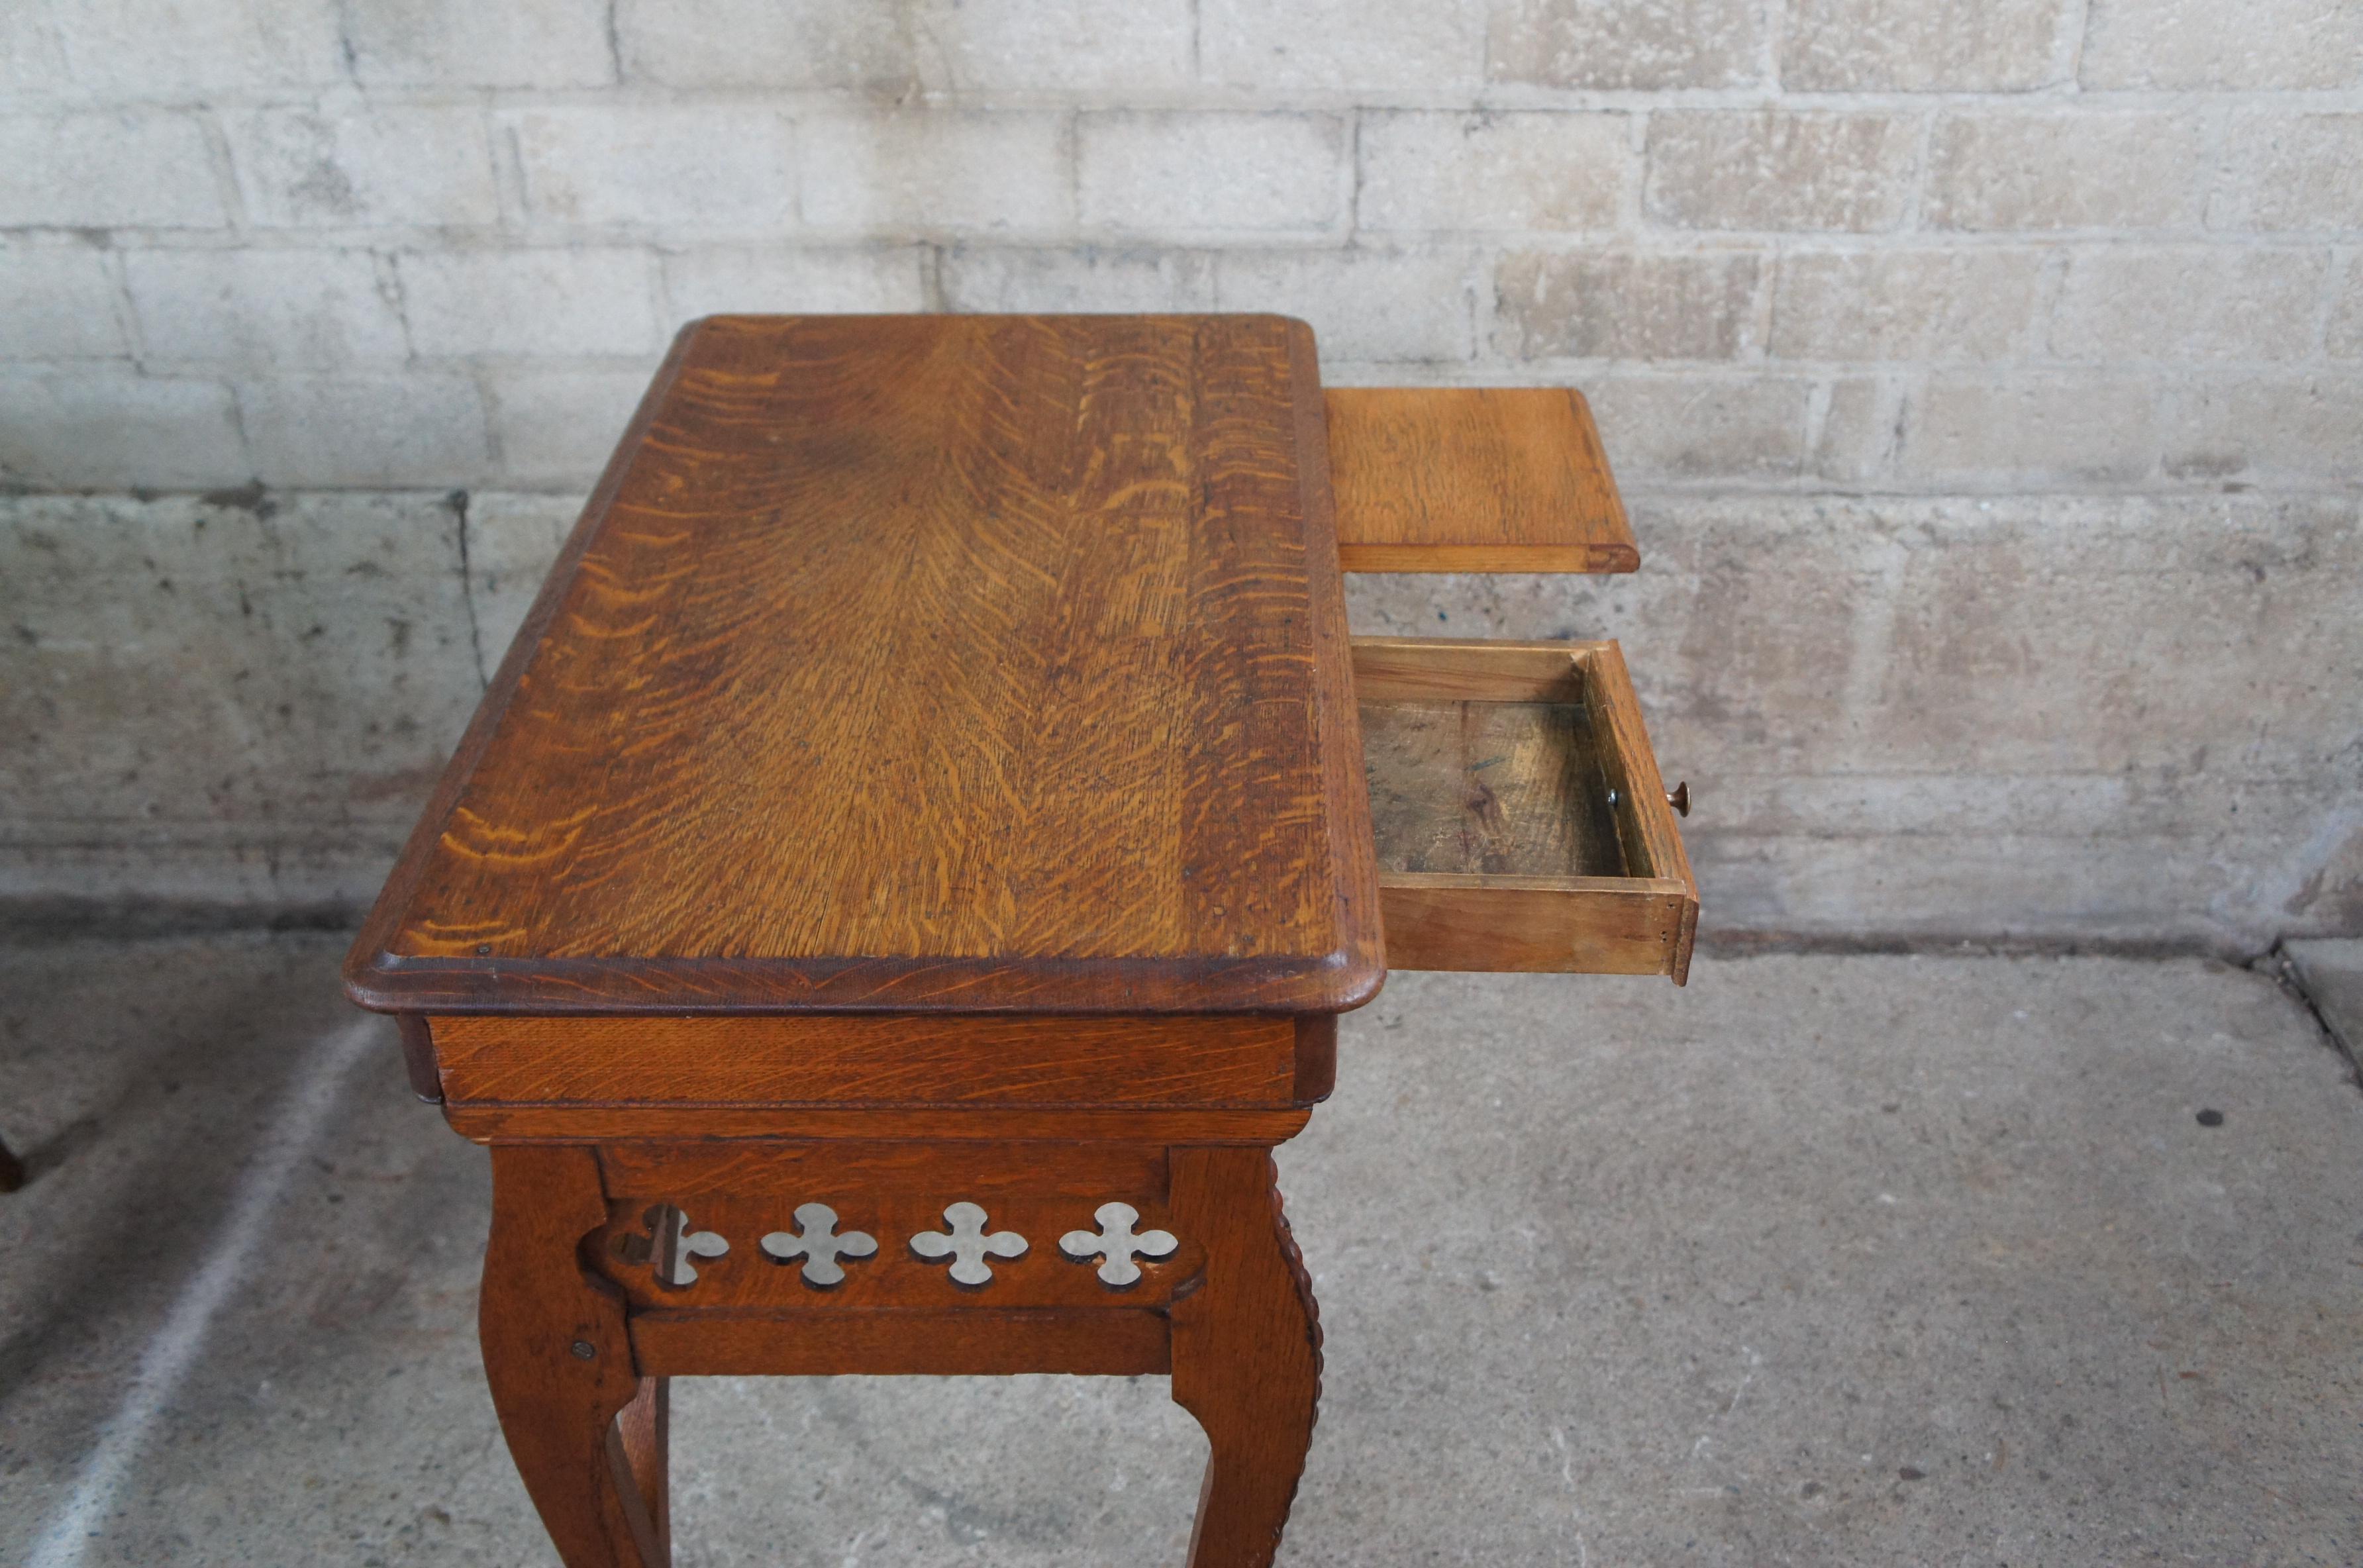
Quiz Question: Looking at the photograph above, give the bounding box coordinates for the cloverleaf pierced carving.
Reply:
[612,1202,730,1289]
[1059,1202,1178,1289]
[759,1202,878,1288]
[910,1201,1028,1287]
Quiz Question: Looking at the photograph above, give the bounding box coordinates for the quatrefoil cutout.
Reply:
[759,1202,877,1288]
[612,1202,730,1289]
[1059,1202,1178,1289]
[911,1201,1029,1287]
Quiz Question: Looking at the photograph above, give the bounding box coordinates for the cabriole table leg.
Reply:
[480,1145,670,1568]
[1169,1147,1323,1568]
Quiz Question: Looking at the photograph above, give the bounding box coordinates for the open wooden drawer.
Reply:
[1354,636,1697,983]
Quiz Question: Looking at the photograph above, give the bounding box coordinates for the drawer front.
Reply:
[1326,387,1638,573]
[1354,636,1696,982]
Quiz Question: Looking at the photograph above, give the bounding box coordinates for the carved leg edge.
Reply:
[480,1144,669,1568]
[1167,1146,1323,1568]
[615,1375,671,1563]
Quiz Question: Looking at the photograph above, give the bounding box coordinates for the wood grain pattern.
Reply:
[345,314,1379,1018]
[597,1137,1166,1200]
[631,1308,1170,1378]
[478,1145,666,1568]
[1169,1147,1322,1568]
[1327,387,1638,573]
[396,1013,442,1102]
[1362,699,1626,877]
[1378,876,1695,975]
[1350,634,1585,702]
[442,1102,1315,1145]
[433,1014,1307,1108]
[1352,636,1697,982]
[614,1379,669,1568]
[1582,639,1695,951]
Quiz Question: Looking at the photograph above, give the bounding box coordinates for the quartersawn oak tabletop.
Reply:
[344,314,1382,1016]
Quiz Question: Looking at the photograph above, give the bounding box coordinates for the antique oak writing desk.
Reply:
[346,315,1693,1567]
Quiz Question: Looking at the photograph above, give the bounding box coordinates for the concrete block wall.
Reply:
[6,0,2363,493]
[3,0,2360,946]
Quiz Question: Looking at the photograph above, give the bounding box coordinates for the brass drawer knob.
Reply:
[1666,782,1691,818]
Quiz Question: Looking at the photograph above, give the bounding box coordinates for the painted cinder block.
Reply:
[1496,250,1763,361]
[1780,0,2071,91]
[930,245,1209,311]
[799,111,1072,235]
[47,0,346,92]
[225,106,501,230]
[2048,247,2329,362]
[938,247,1218,314]
[1925,112,2212,230]
[2217,114,2363,233]
[1645,112,1919,233]
[342,0,613,88]
[662,247,932,319]
[0,373,248,489]
[0,493,483,873]
[2329,258,2363,358]
[1811,375,1904,483]
[1078,112,1346,236]
[1583,374,1813,480]
[619,0,1193,92]
[1358,112,1631,234]
[1213,248,1479,364]
[501,106,797,232]
[0,245,130,360]
[125,250,410,369]
[0,111,227,229]
[0,5,68,98]
[396,250,663,359]
[2162,376,2363,486]
[1769,249,2052,362]
[1202,0,1483,90]
[236,374,494,489]
[1488,0,1764,89]
[616,0,905,89]
[481,368,664,491]
[923,0,1195,90]
[2080,0,2363,90]
[1900,373,2161,486]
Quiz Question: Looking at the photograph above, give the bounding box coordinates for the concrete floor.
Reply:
[1,936,2358,1567]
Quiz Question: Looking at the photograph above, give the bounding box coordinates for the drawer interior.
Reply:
[1353,636,1696,982]
[1364,690,1629,879]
